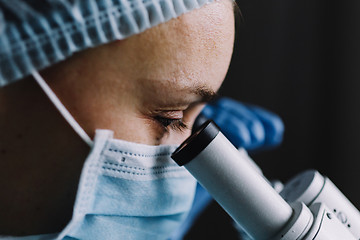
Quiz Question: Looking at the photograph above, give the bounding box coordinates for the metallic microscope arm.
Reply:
[171,120,360,240]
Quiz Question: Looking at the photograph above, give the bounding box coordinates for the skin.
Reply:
[0,0,235,236]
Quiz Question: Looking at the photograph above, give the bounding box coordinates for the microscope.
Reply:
[171,120,360,239]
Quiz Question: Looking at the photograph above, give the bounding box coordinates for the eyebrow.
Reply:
[191,86,218,103]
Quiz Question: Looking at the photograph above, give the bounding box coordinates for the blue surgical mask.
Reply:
[58,130,197,240]
[31,72,197,240]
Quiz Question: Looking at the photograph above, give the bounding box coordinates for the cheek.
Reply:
[113,116,167,145]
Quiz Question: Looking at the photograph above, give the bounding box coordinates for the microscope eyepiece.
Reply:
[171,119,294,239]
[172,120,220,166]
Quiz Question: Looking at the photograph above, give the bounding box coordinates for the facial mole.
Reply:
[17,133,23,139]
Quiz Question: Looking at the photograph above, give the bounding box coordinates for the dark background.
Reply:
[187,0,360,238]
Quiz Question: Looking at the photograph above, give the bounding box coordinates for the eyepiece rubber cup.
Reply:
[171,120,220,166]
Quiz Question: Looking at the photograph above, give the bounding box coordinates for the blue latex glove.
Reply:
[169,97,284,240]
[200,97,284,150]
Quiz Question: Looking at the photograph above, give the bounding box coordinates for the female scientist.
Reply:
[0,0,283,239]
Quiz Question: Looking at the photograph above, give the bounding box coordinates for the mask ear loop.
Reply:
[32,71,94,147]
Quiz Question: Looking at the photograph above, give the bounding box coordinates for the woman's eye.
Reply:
[155,116,188,132]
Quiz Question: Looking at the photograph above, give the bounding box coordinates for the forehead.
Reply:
[118,0,234,106]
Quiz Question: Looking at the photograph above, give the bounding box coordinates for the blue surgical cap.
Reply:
[0,0,214,86]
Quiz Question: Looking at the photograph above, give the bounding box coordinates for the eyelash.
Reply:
[155,116,188,132]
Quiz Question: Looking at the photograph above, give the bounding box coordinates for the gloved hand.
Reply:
[169,97,284,240]
[195,97,284,151]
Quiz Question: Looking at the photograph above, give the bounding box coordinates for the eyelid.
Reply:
[155,110,184,120]
[153,106,189,131]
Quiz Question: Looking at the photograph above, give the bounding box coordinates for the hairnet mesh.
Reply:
[0,0,214,86]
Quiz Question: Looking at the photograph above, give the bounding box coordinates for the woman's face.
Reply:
[43,0,235,145]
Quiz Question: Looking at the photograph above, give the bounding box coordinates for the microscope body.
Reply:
[275,201,356,240]
[279,170,360,239]
[172,120,360,240]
